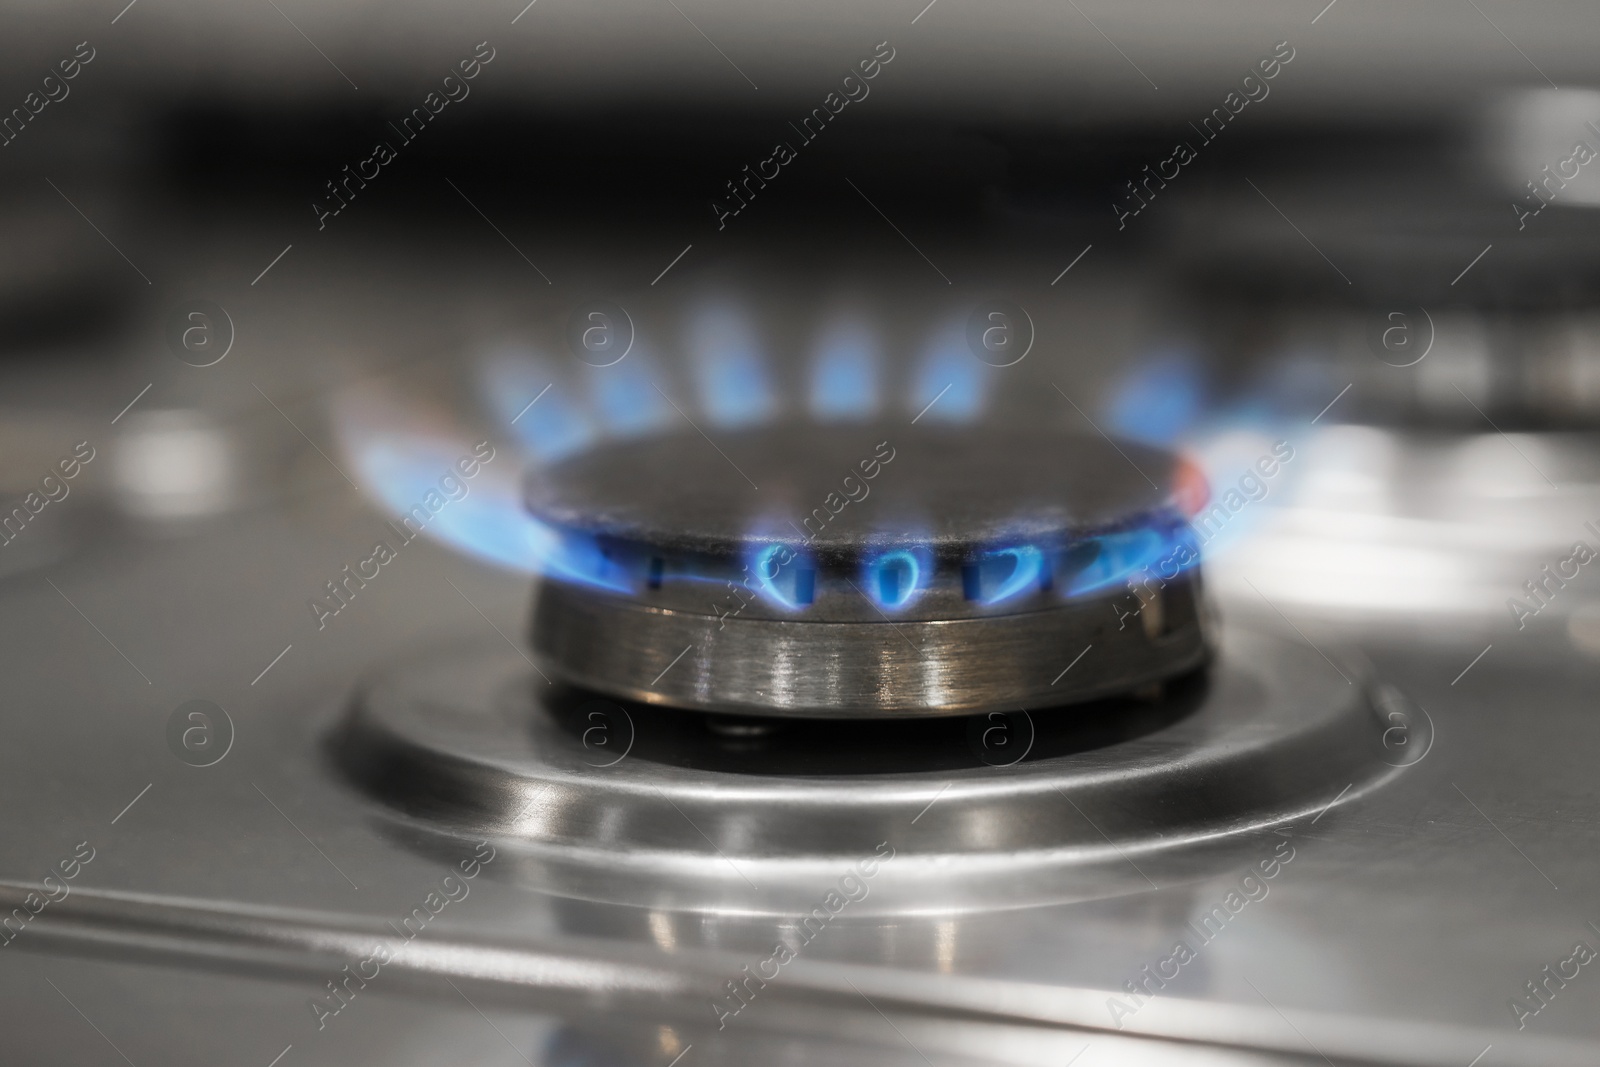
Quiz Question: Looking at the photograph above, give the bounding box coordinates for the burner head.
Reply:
[524,422,1211,718]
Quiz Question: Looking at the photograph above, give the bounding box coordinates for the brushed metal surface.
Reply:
[530,573,1211,717]
[338,623,1390,914]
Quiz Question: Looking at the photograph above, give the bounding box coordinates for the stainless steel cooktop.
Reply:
[6,4,1600,1065]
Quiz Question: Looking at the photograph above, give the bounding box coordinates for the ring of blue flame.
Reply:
[339,297,1213,614]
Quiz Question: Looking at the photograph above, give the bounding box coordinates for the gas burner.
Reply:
[523,423,1211,718]
[333,421,1403,914]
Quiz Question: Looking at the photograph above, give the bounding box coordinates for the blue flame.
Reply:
[337,302,1228,606]
[809,318,879,421]
[910,318,985,423]
[337,391,630,591]
[965,545,1045,605]
[426,488,630,592]
[864,548,928,610]
[587,354,675,439]
[749,544,815,610]
[687,302,776,428]
[1106,351,1204,447]
[479,348,595,462]
[1065,525,1194,597]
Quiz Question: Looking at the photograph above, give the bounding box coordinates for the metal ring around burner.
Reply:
[337,623,1398,915]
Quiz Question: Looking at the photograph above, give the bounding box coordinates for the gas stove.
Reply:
[8,4,1600,1066]
[5,269,1595,1066]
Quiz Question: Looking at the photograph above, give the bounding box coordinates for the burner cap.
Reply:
[525,423,1211,718]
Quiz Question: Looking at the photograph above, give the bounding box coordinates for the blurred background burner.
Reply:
[523,423,1210,717]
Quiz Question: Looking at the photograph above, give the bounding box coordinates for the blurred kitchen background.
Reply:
[8,1,1600,647]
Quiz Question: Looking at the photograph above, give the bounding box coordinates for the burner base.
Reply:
[337,623,1401,914]
[530,572,1212,718]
